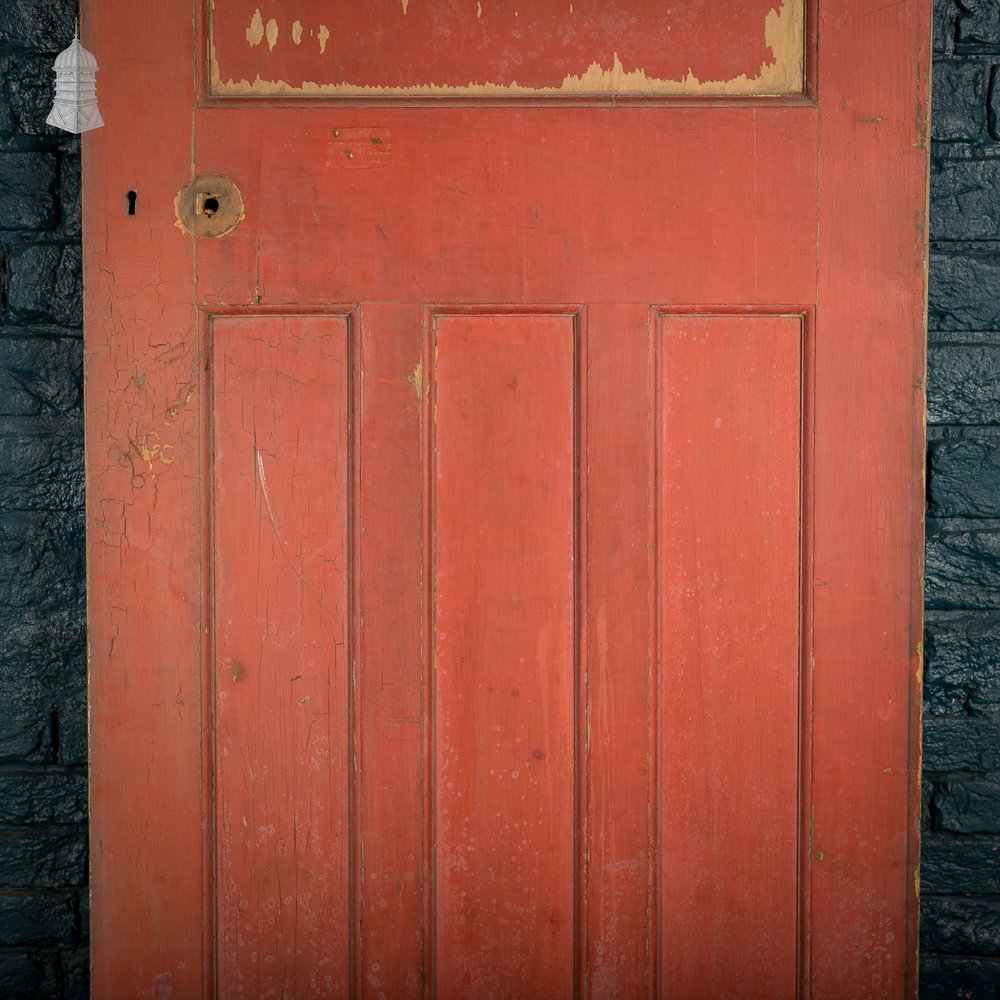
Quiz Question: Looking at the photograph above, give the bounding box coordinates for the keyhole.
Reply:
[127,190,137,216]
[202,196,220,217]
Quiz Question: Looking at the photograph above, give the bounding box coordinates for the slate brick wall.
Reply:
[1,0,998,997]
[922,1,1000,995]
[0,1,88,997]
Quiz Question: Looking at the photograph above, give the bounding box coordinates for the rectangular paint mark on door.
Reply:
[432,312,577,999]
[212,314,352,999]
[657,313,803,999]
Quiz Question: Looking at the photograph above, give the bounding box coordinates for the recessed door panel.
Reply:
[658,313,803,998]
[433,313,578,998]
[212,314,352,999]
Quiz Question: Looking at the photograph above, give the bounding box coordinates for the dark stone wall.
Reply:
[0,1,88,997]
[1,0,999,996]
[922,1,1000,996]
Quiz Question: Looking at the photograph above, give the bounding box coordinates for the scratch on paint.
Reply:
[222,1,803,97]
[254,445,320,596]
[255,448,277,528]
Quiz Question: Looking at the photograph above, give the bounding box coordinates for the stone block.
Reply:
[0,334,83,416]
[0,830,87,889]
[0,772,86,825]
[59,152,80,236]
[0,629,86,769]
[0,891,76,946]
[932,61,989,141]
[0,677,55,764]
[924,717,1000,773]
[0,153,56,231]
[920,957,1000,999]
[56,687,87,767]
[928,255,1000,331]
[924,613,1000,715]
[0,0,78,58]
[0,951,45,998]
[935,776,1000,833]
[922,895,1000,955]
[926,528,1000,609]
[0,510,85,616]
[928,344,1000,424]
[934,0,958,56]
[6,245,83,326]
[0,416,84,513]
[62,947,88,999]
[931,159,1000,242]
[1,50,62,140]
[930,440,1000,518]
[922,836,1000,893]
[959,0,1000,50]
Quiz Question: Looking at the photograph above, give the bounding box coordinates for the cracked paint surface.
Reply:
[210,0,804,98]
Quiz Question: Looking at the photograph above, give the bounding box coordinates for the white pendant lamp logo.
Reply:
[47,26,104,134]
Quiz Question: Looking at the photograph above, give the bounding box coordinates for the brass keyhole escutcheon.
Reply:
[174,173,244,238]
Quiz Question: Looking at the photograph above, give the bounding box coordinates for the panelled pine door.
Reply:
[84,1,929,997]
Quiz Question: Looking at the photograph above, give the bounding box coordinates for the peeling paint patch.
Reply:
[408,361,423,400]
[245,9,263,46]
[265,17,278,50]
[317,24,329,54]
[292,20,303,44]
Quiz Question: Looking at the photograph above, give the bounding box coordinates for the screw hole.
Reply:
[202,196,220,216]
[127,190,137,216]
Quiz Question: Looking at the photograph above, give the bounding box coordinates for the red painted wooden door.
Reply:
[83,2,929,998]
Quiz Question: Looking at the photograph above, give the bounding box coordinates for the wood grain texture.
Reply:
[432,314,577,999]
[212,314,351,999]
[657,313,803,999]
[84,1,929,996]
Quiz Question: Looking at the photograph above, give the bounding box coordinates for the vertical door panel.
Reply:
[213,315,352,999]
[658,314,803,999]
[432,313,577,998]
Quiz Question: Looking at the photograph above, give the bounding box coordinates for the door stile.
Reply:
[812,3,929,995]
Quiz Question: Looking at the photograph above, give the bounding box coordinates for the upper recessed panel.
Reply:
[209,1,804,98]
